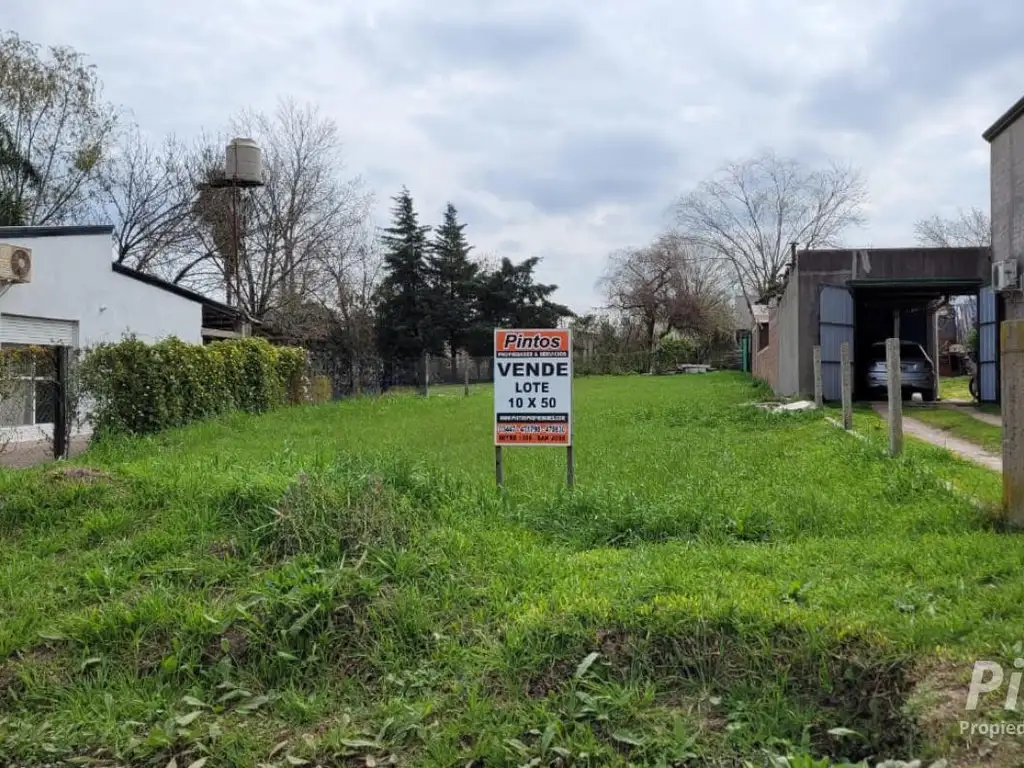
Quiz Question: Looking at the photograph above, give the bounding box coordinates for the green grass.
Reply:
[906,407,1003,454]
[0,374,1013,766]
[939,375,973,401]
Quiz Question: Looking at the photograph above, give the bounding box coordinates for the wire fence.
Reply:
[311,346,744,399]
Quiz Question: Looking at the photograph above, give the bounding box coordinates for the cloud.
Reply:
[6,0,1024,312]
[801,0,1024,136]
[477,130,683,215]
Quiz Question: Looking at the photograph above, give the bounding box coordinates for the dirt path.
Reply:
[941,404,1002,428]
[871,404,1002,472]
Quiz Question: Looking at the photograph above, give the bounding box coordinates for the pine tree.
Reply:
[428,202,479,377]
[466,256,574,355]
[375,187,437,383]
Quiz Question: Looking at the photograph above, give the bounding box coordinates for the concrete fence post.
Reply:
[813,345,823,408]
[1002,320,1024,526]
[886,337,903,457]
[840,341,853,430]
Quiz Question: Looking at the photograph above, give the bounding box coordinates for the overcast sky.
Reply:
[8,1,1023,311]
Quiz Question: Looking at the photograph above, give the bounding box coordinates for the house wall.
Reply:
[0,229,204,443]
[991,115,1024,322]
[775,275,802,396]
[0,231,202,346]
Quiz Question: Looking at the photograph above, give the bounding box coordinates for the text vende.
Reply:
[496,362,570,377]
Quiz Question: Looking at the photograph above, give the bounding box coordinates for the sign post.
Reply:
[494,329,573,488]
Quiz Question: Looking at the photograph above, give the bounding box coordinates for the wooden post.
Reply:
[566,445,575,488]
[422,352,430,397]
[812,345,823,408]
[841,341,853,430]
[1002,320,1024,525]
[53,347,70,460]
[495,445,504,488]
[886,337,903,457]
[464,352,470,397]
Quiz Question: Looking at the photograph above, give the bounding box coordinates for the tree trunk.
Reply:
[646,316,658,374]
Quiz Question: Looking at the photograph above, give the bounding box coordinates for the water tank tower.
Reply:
[224,138,263,187]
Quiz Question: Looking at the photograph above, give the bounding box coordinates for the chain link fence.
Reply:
[309,344,743,397]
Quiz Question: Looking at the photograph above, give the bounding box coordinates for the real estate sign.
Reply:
[493,329,572,446]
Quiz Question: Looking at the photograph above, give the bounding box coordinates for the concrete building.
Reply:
[985,93,1024,521]
[753,246,991,401]
[0,225,244,441]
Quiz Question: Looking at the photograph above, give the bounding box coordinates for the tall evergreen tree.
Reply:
[375,187,437,381]
[466,256,574,355]
[428,202,479,376]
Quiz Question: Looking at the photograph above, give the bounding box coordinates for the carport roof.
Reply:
[848,277,983,291]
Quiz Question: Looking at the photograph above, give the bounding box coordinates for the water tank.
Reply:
[225,138,262,184]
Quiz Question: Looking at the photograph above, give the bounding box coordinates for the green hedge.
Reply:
[80,336,308,437]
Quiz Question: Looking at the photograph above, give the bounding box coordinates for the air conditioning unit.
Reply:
[993,259,1019,293]
[0,244,32,283]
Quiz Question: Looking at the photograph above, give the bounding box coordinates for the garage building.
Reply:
[756,246,994,402]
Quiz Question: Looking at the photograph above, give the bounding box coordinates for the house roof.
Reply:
[111,263,241,318]
[0,224,115,239]
[984,94,1024,142]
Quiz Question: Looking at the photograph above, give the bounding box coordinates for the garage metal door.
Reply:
[978,286,999,403]
[819,285,854,401]
[0,314,78,346]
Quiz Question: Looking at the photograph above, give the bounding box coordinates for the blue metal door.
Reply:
[820,284,854,401]
[979,286,999,403]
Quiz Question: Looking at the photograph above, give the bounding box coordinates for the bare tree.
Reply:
[914,207,990,248]
[100,122,193,270]
[600,233,731,371]
[0,32,117,225]
[675,150,867,310]
[315,227,384,393]
[179,100,372,320]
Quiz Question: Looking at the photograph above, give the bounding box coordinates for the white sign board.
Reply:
[493,329,572,446]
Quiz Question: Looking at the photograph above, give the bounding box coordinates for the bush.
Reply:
[80,336,309,437]
[655,336,696,370]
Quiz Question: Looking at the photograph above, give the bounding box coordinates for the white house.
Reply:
[0,225,245,442]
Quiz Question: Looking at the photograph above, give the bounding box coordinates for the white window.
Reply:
[0,345,57,427]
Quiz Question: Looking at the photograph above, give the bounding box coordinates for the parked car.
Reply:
[866,340,936,401]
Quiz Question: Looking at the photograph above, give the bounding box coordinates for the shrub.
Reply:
[80,336,309,437]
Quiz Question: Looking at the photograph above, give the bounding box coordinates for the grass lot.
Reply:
[906,407,1003,454]
[0,374,1016,766]
[939,375,973,402]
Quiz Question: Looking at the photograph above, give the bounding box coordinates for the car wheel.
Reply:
[922,388,936,402]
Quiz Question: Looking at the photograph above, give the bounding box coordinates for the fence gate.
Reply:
[979,286,999,403]
[819,285,854,401]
